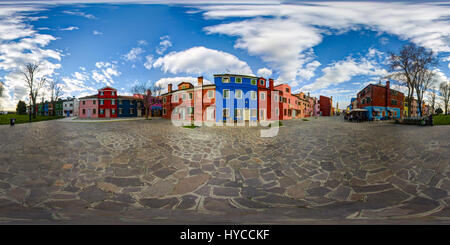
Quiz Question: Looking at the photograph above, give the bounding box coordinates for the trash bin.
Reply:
[10,118,15,126]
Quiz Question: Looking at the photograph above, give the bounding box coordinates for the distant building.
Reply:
[319,95,332,116]
[357,81,404,120]
[78,95,98,118]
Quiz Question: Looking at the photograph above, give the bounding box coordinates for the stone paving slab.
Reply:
[0,117,448,224]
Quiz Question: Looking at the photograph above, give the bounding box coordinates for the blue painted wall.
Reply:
[364,106,401,120]
[117,99,138,117]
[44,103,49,116]
[214,74,258,122]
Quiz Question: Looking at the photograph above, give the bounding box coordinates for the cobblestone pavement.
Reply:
[0,117,449,224]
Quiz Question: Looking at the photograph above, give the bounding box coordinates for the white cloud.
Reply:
[123,47,144,62]
[156,35,172,55]
[200,2,450,85]
[153,46,253,75]
[297,60,321,80]
[62,10,95,19]
[93,30,103,35]
[257,67,272,78]
[59,26,79,31]
[137,39,147,46]
[144,55,154,70]
[91,61,121,86]
[302,50,388,92]
[155,76,212,94]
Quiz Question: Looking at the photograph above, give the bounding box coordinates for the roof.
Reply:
[78,94,97,99]
[98,86,117,91]
[214,74,258,79]
[117,95,142,100]
[160,84,216,96]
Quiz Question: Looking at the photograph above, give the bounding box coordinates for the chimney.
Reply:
[168,84,172,93]
[308,92,310,97]
[198,76,203,86]
[269,78,274,90]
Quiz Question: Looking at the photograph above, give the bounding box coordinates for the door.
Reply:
[66,111,70,117]
[105,109,110,118]
[87,109,91,118]
[180,108,185,120]
[244,109,250,121]
[207,108,215,121]
[138,109,142,117]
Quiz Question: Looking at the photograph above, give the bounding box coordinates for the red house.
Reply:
[98,86,118,118]
[257,77,278,121]
[319,95,332,116]
[161,77,216,122]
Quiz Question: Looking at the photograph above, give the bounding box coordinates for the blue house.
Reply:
[43,102,49,116]
[214,74,258,122]
[117,96,139,117]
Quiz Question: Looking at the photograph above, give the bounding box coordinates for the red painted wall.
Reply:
[98,87,118,118]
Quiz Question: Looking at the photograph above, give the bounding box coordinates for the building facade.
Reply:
[98,86,118,118]
[78,95,98,118]
[214,74,258,122]
[274,84,302,120]
[63,98,75,117]
[319,95,332,116]
[117,96,140,117]
[161,77,216,122]
[357,81,404,120]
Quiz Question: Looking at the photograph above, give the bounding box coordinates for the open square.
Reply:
[0,117,448,224]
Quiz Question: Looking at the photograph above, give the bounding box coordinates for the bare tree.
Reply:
[131,81,163,119]
[427,86,437,114]
[21,63,46,118]
[414,69,436,116]
[440,81,450,114]
[48,79,63,116]
[389,43,437,118]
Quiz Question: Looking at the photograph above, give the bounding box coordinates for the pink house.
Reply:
[78,95,98,118]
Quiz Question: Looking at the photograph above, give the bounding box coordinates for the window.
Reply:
[235,108,243,118]
[112,100,115,105]
[285,88,289,93]
[235,77,242,83]
[222,77,230,83]
[112,91,115,96]
[119,100,122,105]
[235,89,243,99]
[100,109,104,114]
[82,101,85,105]
[250,109,257,117]
[207,90,214,99]
[119,108,123,114]
[260,109,265,120]
[260,80,264,86]
[100,91,104,96]
[250,91,257,100]
[163,97,167,103]
[188,107,194,114]
[130,108,134,114]
[82,109,86,114]
[260,92,266,101]
[189,92,193,100]
[100,100,104,105]
[276,108,279,116]
[251,79,257,85]
[93,109,96,114]
[70,104,72,107]
[174,94,178,102]
[182,93,187,101]
[223,108,230,117]
[163,108,166,115]
[283,98,287,103]
[112,109,116,115]
[274,94,279,102]
[223,89,230,99]
[284,109,287,115]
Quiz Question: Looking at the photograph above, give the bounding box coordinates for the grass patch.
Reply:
[433,114,450,125]
[182,123,198,129]
[268,121,283,127]
[302,118,309,121]
[0,114,64,125]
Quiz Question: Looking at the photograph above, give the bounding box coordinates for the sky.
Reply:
[0,1,449,111]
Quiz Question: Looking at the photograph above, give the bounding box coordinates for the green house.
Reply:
[38,103,44,116]
[55,100,64,116]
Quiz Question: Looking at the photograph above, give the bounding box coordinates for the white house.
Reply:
[63,97,77,117]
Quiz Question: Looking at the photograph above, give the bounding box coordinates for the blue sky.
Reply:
[0,1,449,110]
